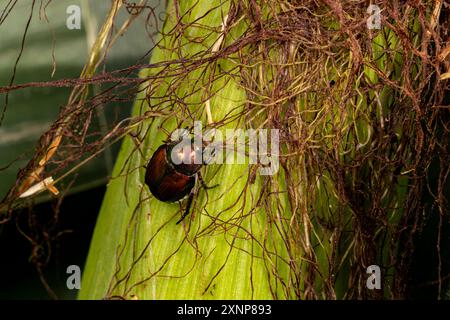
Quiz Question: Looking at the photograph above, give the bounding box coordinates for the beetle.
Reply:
[144,136,216,224]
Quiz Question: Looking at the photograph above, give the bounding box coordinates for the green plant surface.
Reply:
[80,0,297,300]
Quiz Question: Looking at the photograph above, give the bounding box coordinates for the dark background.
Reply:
[0,186,105,299]
[0,0,164,300]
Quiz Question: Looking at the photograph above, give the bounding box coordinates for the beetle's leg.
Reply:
[176,188,195,224]
[198,172,219,190]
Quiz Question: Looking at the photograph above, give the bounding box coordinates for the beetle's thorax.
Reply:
[166,139,203,176]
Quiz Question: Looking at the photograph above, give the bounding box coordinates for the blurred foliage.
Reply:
[0,0,158,200]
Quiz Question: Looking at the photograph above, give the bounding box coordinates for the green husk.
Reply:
[80,0,293,299]
[79,0,448,299]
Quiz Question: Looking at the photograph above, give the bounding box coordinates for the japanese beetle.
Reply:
[145,136,215,224]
